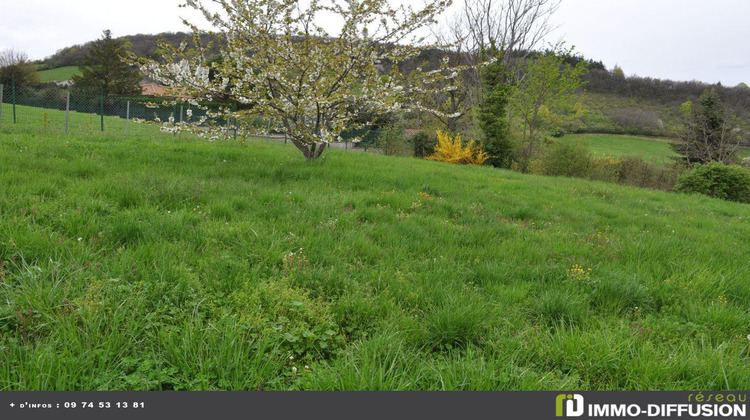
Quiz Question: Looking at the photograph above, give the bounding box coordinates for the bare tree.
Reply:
[0,49,30,67]
[459,0,560,63]
[0,48,39,85]
[420,0,560,132]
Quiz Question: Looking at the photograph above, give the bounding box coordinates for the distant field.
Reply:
[37,66,81,83]
[563,134,679,164]
[564,133,750,163]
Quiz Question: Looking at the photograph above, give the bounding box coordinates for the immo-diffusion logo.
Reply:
[556,394,584,417]
[554,393,748,418]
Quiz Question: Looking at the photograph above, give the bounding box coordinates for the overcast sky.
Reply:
[1,0,748,86]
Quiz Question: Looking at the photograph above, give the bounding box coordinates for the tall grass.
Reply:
[1,110,749,390]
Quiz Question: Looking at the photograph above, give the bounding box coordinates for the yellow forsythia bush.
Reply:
[427,131,489,165]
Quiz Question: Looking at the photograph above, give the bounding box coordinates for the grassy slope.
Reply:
[1,107,750,391]
[37,66,81,83]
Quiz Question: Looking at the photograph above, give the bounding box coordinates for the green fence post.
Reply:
[126,100,130,137]
[12,75,17,124]
[100,87,104,132]
[65,91,70,135]
[173,103,178,137]
[0,84,4,130]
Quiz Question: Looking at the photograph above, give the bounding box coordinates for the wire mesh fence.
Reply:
[0,80,238,138]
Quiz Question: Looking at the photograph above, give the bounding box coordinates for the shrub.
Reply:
[427,131,488,165]
[674,162,750,203]
[377,126,410,156]
[615,156,681,191]
[609,108,665,134]
[541,139,594,178]
[549,126,565,138]
[411,131,437,158]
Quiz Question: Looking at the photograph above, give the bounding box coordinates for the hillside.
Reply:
[1,113,749,390]
[37,32,216,70]
[567,68,750,140]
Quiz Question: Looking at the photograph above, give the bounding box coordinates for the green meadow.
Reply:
[37,66,82,83]
[563,133,750,163]
[1,106,749,390]
[562,134,678,164]
[0,103,183,139]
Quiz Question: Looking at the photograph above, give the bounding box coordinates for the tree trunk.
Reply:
[289,137,326,161]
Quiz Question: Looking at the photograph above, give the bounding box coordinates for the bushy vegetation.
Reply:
[2,118,750,390]
[540,140,601,178]
[675,163,750,203]
[377,127,411,157]
[411,131,438,158]
[427,131,488,165]
[0,49,40,86]
[672,89,740,165]
[614,156,681,191]
[528,137,683,192]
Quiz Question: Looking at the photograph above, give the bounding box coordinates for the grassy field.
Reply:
[563,133,750,163]
[37,66,82,83]
[562,134,679,164]
[0,103,194,140]
[1,107,750,391]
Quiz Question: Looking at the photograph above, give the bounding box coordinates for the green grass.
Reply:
[562,134,679,164]
[1,103,185,139]
[1,106,750,390]
[37,66,81,83]
[562,133,750,163]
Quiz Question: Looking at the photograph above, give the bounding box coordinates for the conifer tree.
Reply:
[672,88,738,165]
[72,30,142,95]
[477,51,512,167]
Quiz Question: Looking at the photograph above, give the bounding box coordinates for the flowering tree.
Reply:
[141,0,451,160]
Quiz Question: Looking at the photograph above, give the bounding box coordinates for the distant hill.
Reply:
[568,63,750,140]
[37,32,215,70]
